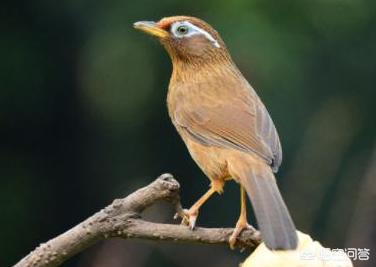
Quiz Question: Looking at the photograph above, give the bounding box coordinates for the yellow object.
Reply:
[242,231,353,267]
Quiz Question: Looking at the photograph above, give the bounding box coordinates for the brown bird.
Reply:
[134,16,298,250]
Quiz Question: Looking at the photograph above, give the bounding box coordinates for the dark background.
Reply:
[1,0,375,266]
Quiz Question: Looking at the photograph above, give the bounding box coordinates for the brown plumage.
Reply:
[134,16,297,250]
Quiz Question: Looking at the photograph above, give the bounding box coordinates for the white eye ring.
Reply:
[170,21,221,48]
[175,25,189,35]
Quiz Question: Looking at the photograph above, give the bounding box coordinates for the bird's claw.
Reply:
[174,208,198,229]
[229,222,254,249]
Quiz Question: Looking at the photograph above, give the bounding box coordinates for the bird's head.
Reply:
[134,16,231,65]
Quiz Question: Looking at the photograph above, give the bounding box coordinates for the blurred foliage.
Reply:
[1,0,375,266]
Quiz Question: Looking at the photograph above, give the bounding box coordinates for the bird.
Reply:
[134,16,298,250]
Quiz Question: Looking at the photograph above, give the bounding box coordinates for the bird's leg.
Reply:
[175,187,216,229]
[229,186,255,249]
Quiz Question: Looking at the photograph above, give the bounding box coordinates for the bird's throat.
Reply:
[170,57,240,86]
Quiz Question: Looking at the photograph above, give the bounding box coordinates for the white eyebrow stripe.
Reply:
[171,21,221,48]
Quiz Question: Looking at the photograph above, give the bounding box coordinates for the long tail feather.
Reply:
[242,165,298,250]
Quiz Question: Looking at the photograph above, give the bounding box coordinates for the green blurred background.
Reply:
[1,0,375,266]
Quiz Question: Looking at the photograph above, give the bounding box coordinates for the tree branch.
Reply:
[13,174,261,267]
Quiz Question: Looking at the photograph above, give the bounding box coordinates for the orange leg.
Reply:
[177,187,216,229]
[176,180,224,229]
[229,186,254,249]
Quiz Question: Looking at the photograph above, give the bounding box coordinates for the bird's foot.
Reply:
[229,221,255,249]
[174,208,199,229]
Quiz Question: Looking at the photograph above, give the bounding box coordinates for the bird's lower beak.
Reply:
[133,21,168,39]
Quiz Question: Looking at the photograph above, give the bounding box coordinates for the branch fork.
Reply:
[14,174,261,267]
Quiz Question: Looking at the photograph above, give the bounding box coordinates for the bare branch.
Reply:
[13,174,261,267]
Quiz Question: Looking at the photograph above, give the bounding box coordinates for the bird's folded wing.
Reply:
[174,100,282,171]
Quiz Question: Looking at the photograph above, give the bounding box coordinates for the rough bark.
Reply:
[14,174,261,267]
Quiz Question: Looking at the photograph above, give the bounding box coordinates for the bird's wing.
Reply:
[173,87,282,171]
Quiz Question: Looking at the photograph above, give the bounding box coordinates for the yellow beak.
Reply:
[133,21,169,39]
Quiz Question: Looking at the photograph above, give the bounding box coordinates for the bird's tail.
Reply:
[239,164,298,250]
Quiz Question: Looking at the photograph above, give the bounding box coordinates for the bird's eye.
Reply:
[176,25,189,35]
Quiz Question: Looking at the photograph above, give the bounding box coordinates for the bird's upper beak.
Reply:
[133,21,169,39]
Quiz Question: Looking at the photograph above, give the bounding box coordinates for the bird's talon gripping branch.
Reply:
[229,223,256,249]
[175,208,199,229]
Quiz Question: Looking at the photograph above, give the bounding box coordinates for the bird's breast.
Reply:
[167,72,253,117]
